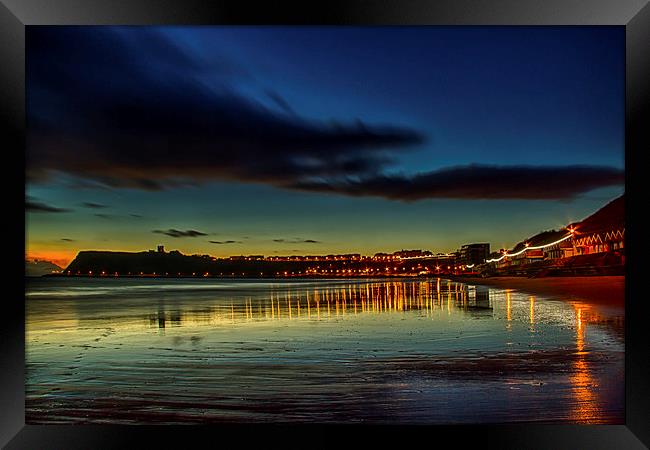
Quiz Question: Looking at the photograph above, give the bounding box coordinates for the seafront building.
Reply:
[458,243,490,266]
[570,196,624,255]
[483,195,624,275]
[61,195,623,278]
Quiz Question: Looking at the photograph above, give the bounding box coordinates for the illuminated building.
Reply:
[570,195,624,255]
[544,239,575,259]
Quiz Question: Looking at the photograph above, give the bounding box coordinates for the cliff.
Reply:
[64,250,314,276]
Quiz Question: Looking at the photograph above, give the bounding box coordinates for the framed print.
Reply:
[2,0,649,448]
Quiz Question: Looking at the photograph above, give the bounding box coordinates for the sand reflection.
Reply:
[568,305,600,423]
[138,280,497,329]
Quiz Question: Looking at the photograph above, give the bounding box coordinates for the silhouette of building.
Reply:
[157,245,165,253]
[393,249,433,259]
[459,243,490,266]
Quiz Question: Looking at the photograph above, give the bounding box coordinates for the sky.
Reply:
[25,26,625,267]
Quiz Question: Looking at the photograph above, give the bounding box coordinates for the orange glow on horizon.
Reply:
[25,250,76,269]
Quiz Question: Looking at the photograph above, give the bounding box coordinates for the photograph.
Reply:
[24,25,626,425]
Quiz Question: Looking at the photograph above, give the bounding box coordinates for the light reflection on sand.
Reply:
[26,277,624,424]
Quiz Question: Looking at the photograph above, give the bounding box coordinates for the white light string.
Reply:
[486,233,573,263]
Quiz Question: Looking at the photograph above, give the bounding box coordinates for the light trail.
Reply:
[486,233,573,263]
[399,253,456,260]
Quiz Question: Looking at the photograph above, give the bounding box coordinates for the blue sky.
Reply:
[25,26,624,266]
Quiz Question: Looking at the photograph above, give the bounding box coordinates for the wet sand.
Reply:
[455,276,624,308]
[25,277,624,424]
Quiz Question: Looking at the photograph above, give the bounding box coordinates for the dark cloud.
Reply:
[60,238,75,242]
[290,164,625,201]
[26,27,423,193]
[209,240,242,244]
[94,212,145,220]
[94,213,115,220]
[26,27,624,201]
[26,199,72,213]
[153,229,207,238]
[265,89,295,115]
[81,202,108,209]
[273,238,321,244]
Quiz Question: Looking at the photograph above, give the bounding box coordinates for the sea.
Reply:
[25,277,624,424]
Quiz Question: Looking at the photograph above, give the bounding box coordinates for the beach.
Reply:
[454,276,624,307]
[25,276,624,424]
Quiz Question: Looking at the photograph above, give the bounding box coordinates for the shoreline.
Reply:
[450,275,624,308]
[32,273,626,310]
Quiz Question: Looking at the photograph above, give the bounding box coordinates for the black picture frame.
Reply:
[2,0,648,447]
